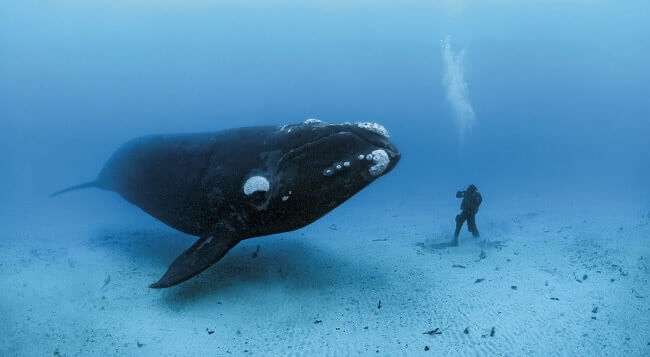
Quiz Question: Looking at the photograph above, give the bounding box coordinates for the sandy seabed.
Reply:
[1,199,649,356]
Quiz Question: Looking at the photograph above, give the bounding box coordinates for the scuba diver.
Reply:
[453,184,482,246]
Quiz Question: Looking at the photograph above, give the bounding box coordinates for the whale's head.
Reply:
[243,119,400,232]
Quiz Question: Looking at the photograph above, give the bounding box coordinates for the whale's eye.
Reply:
[243,176,270,195]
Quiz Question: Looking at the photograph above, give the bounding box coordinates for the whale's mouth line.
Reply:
[354,132,388,153]
[281,130,393,162]
[353,131,400,164]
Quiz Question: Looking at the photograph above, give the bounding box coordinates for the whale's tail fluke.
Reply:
[49,181,97,198]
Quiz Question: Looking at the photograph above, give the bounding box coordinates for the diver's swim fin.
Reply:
[149,231,240,288]
[49,181,97,198]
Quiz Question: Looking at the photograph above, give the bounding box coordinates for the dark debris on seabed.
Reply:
[475,250,487,262]
[480,327,496,338]
[422,328,442,336]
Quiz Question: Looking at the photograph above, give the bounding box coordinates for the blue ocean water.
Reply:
[2,0,648,208]
[1,1,649,355]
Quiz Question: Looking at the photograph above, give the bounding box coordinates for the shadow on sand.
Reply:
[417,233,508,252]
[89,228,384,304]
[425,241,458,250]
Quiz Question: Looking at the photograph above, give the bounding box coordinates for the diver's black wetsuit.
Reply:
[454,185,482,244]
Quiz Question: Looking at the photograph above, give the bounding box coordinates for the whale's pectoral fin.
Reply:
[149,231,240,289]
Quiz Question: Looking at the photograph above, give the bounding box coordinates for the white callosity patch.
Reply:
[243,176,270,195]
[357,154,365,160]
[356,122,390,138]
[368,149,390,176]
[304,118,323,124]
[323,160,353,177]
[282,195,289,201]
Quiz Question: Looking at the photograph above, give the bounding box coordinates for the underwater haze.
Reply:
[1,1,649,356]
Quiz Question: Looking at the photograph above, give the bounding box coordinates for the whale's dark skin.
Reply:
[52,120,400,288]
